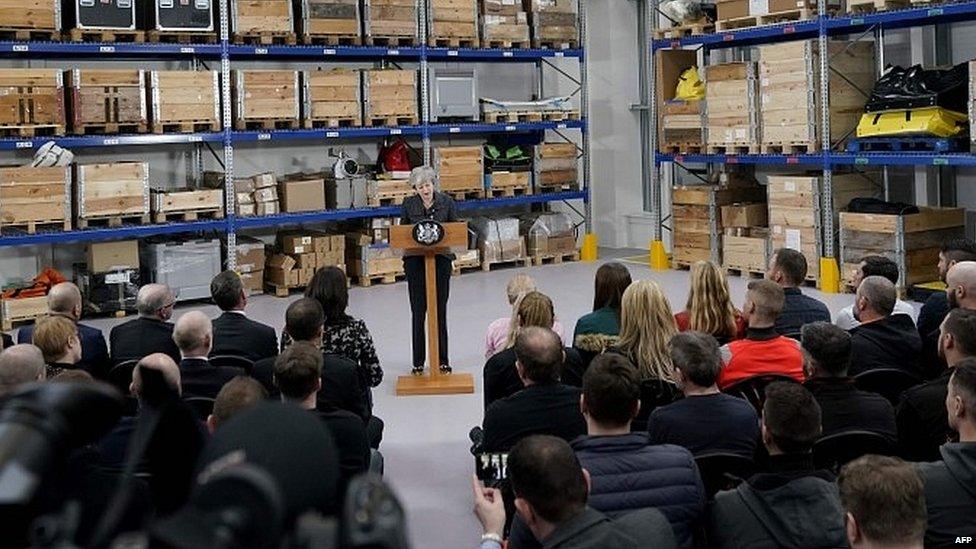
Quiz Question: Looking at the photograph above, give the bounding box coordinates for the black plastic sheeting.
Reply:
[864,63,969,113]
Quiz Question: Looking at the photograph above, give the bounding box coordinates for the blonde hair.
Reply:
[33,315,77,363]
[617,280,677,381]
[686,261,738,340]
[506,273,537,305]
[505,291,555,349]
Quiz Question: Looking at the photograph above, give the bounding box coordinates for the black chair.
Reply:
[854,368,923,405]
[107,359,138,393]
[631,378,682,432]
[723,374,799,412]
[813,430,896,473]
[694,452,757,498]
[209,354,254,374]
[783,331,803,342]
[183,396,216,421]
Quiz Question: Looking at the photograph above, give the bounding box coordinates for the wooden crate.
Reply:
[534,142,578,191]
[481,14,530,47]
[0,69,64,137]
[231,0,296,43]
[487,171,531,197]
[151,188,225,222]
[705,62,759,154]
[301,69,361,128]
[527,0,578,49]
[0,295,49,331]
[723,230,771,275]
[758,40,875,153]
[672,184,766,268]
[233,70,301,130]
[363,0,418,45]
[74,162,150,228]
[840,207,966,291]
[149,70,220,133]
[367,178,414,206]
[362,69,418,126]
[434,145,484,194]
[428,0,478,47]
[655,49,703,152]
[0,165,71,234]
[295,0,361,44]
[67,69,147,134]
[0,0,60,40]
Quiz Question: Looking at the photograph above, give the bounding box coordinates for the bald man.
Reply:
[174,311,243,399]
[0,344,45,396]
[109,283,181,367]
[17,282,110,378]
[922,261,976,378]
[848,276,922,378]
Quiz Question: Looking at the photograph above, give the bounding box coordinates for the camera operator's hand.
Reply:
[471,474,505,538]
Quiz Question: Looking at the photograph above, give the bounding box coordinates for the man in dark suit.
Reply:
[847,276,922,378]
[109,283,181,366]
[209,271,277,362]
[18,282,110,379]
[173,310,242,399]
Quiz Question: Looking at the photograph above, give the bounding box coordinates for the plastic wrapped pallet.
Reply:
[522,212,575,256]
[77,269,140,316]
[140,238,222,301]
[471,216,523,262]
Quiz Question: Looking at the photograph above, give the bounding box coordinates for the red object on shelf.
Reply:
[378,139,413,172]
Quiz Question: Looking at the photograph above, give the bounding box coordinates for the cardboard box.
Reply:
[252,172,277,189]
[280,178,326,213]
[346,232,373,247]
[721,203,768,228]
[88,240,140,273]
[253,186,279,203]
[239,270,264,295]
[267,254,296,271]
[294,253,317,270]
[267,267,299,288]
[298,267,315,285]
[256,201,279,216]
[279,233,314,255]
[235,236,266,273]
[316,250,344,268]
[237,203,256,217]
[312,233,345,253]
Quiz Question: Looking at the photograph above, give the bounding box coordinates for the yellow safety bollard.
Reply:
[819,257,840,293]
[650,240,669,270]
[580,233,598,261]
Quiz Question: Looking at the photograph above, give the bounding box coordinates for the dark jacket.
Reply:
[533,507,676,549]
[400,192,459,259]
[572,307,620,357]
[253,351,369,421]
[19,320,110,379]
[897,368,954,462]
[109,316,181,366]
[649,392,760,458]
[804,377,897,442]
[482,347,585,410]
[210,311,278,362]
[706,454,846,549]
[848,314,923,377]
[917,442,976,549]
[178,357,244,399]
[774,287,831,336]
[317,409,370,498]
[482,382,586,453]
[917,291,949,341]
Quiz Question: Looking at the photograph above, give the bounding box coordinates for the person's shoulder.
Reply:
[324,352,358,371]
[485,347,514,368]
[923,291,948,307]
[319,408,366,429]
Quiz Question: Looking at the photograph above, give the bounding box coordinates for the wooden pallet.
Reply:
[760,142,819,155]
[303,117,360,129]
[482,255,532,272]
[452,256,481,276]
[542,109,581,121]
[0,124,63,138]
[151,120,220,134]
[232,32,297,45]
[715,8,815,31]
[367,190,415,207]
[301,33,362,46]
[483,39,530,49]
[74,121,148,135]
[445,188,485,201]
[652,20,715,39]
[724,265,765,279]
[152,208,224,224]
[531,249,580,266]
[533,38,580,50]
[364,115,420,127]
[356,271,405,287]
[147,30,218,44]
[482,110,544,123]
[847,0,909,13]
[68,28,145,43]
[364,35,419,46]
[0,219,71,235]
[428,36,479,48]
[706,143,760,155]
[266,283,303,298]
[535,183,580,193]
[660,143,704,154]
[76,213,150,229]
[0,28,59,41]
[234,118,301,131]
[486,186,531,198]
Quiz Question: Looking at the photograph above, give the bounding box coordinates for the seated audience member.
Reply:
[173,310,242,399]
[274,342,369,496]
[675,261,746,344]
[17,282,110,378]
[838,455,926,549]
[573,262,632,365]
[650,332,759,457]
[766,248,830,335]
[484,291,583,409]
[206,375,268,434]
[899,308,976,461]
[917,359,976,547]
[917,238,976,339]
[1,332,11,349]
[51,369,94,382]
[33,315,83,378]
[485,273,566,358]
[482,327,586,452]
[848,276,922,377]
[109,283,181,365]
[835,256,918,330]
[473,435,677,549]
[922,261,976,377]
[610,280,677,382]
[801,322,896,441]
[0,344,45,395]
[209,270,277,361]
[707,382,845,548]
[718,279,804,389]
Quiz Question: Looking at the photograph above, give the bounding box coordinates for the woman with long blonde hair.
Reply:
[674,261,745,344]
[612,280,678,381]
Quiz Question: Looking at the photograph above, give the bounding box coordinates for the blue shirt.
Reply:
[774,287,830,336]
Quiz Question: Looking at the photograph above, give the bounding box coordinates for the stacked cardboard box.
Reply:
[235,236,267,295]
[251,173,281,216]
[278,173,328,213]
[720,202,769,274]
[346,218,404,283]
[480,0,529,47]
[267,231,346,289]
[671,181,765,267]
[471,216,526,266]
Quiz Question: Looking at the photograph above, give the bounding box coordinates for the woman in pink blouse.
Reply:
[484,273,564,358]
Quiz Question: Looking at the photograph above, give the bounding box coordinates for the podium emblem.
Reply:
[412,220,445,246]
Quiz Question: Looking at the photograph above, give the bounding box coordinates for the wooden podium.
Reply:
[391,221,476,396]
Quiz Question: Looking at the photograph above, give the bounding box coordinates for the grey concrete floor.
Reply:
[57,250,869,547]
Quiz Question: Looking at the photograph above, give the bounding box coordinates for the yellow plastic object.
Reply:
[650,240,670,270]
[674,66,705,101]
[914,280,947,291]
[855,107,968,138]
[580,233,598,261]
[819,257,840,294]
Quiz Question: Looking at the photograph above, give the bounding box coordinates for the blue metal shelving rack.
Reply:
[0,5,591,261]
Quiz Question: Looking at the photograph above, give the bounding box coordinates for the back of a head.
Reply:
[593,262,632,313]
[838,455,926,546]
[137,283,172,317]
[618,280,677,380]
[210,271,244,311]
[285,298,325,342]
[33,315,76,363]
[0,344,45,394]
[506,273,537,305]
[132,352,182,400]
[857,275,896,317]
[514,326,563,383]
[801,322,852,377]
[508,435,587,524]
[173,311,212,353]
[773,248,809,286]
[47,282,81,315]
[687,261,737,338]
[51,369,95,383]
[669,331,722,388]
[860,256,900,286]
[947,261,976,297]
[949,358,976,427]
[942,238,976,264]
[304,267,348,323]
[212,376,268,428]
[762,381,821,453]
[747,279,786,321]
[274,342,322,400]
[517,291,555,329]
[583,353,640,427]
[942,308,976,357]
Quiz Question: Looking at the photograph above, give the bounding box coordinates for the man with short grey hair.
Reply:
[0,344,45,395]
[174,310,242,399]
[109,283,181,366]
[848,276,922,377]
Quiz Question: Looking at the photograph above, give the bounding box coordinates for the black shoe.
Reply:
[411,365,424,376]
[439,364,452,374]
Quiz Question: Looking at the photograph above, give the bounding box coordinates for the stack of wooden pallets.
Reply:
[74,162,151,229]
[362,69,418,127]
[428,0,479,47]
[0,69,65,138]
[67,69,148,135]
[295,0,362,45]
[480,0,529,48]
[231,0,297,45]
[301,69,362,128]
[705,62,759,155]
[435,145,485,200]
[232,70,301,131]
[525,0,578,49]
[0,165,71,235]
[363,0,419,46]
[149,70,221,134]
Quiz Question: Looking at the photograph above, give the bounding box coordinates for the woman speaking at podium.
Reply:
[401,166,459,376]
